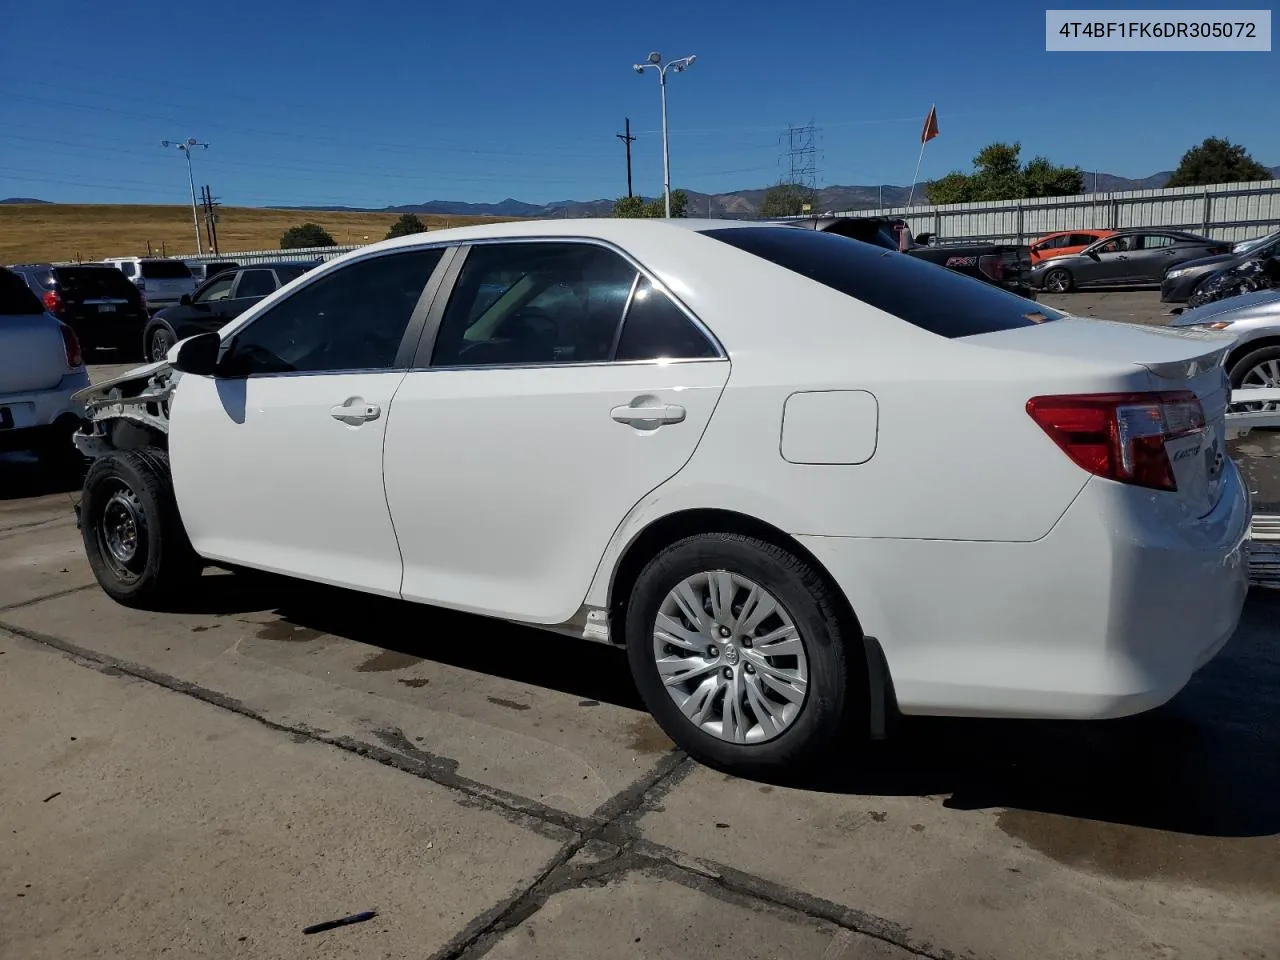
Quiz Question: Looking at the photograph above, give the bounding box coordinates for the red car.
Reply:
[1029,229,1115,265]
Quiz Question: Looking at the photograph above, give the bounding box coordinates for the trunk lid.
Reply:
[0,312,69,393]
[970,317,1234,518]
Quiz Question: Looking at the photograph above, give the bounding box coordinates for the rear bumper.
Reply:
[798,464,1251,720]
[0,372,89,452]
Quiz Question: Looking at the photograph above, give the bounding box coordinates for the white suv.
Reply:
[103,258,196,313]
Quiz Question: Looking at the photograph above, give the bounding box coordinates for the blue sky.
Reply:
[0,0,1275,207]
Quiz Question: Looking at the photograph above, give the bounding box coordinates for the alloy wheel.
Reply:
[651,571,809,744]
[149,328,174,363]
[1044,270,1070,294]
[1238,359,1280,412]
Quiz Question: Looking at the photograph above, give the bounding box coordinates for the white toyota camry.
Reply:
[71,218,1250,773]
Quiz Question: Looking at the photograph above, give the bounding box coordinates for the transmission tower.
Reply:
[783,120,819,190]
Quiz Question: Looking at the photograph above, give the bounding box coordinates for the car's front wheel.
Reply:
[1042,268,1073,293]
[625,533,856,775]
[146,323,177,364]
[80,449,202,608]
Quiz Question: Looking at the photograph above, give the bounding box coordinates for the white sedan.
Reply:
[70,219,1250,773]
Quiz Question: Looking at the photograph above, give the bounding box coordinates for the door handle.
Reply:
[329,397,381,425]
[611,399,686,428]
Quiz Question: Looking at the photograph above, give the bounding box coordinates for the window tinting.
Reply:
[0,268,43,315]
[219,249,442,376]
[55,267,141,300]
[140,259,193,279]
[236,269,276,298]
[195,275,235,303]
[703,227,1062,338]
[274,266,309,285]
[119,262,137,277]
[1137,234,1176,249]
[431,242,636,367]
[615,277,718,361]
[1069,233,1100,246]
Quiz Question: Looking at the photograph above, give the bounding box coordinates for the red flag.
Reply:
[920,105,939,145]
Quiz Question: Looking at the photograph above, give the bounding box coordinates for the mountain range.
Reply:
[5,164,1277,218]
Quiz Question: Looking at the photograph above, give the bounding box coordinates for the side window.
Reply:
[615,277,719,361]
[1095,236,1130,254]
[431,242,635,368]
[1043,235,1069,249]
[235,269,277,298]
[1070,233,1099,246]
[1137,234,1175,249]
[195,275,236,303]
[119,262,136,278]
[219,248,443,376]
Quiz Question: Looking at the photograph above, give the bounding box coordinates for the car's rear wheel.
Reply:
[625,533,855,775]
[146,324,177,364]
[80,449,202,608]
[1229,345,1280,415]
[1042,268,1073,293]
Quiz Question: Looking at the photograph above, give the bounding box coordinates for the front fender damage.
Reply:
[72,360,179,457]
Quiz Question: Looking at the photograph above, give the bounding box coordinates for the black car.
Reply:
[9,262,148,358]
[142,262,316,362]
[1027,229,1230,293]
[1161,231,1280,303]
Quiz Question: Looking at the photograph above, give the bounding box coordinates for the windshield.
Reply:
[140,259,193,279]
[56,267,141,299]
[702,226,1062,338]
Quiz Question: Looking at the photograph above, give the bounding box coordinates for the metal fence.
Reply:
[830,179,1280,246]
[177,244,363,265]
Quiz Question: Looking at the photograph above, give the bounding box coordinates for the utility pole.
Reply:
[161,137,208,254]
[616,118,637,198]
[201,185,221,255]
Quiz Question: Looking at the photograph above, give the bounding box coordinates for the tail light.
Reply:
[58,322,84,368]
[1026,391,1205,492]
[978,255,1005,281]
[42,289,64,314]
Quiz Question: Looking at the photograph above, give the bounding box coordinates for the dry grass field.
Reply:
[0,204,512,264]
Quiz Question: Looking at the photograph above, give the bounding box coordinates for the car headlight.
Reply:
[1166,268,1187,279]
[1190,321,1233,330]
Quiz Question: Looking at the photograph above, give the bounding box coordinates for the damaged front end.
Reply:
[71,360,179,458]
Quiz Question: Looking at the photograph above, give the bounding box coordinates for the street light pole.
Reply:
[633,52,695,218]
[161,138,208,254]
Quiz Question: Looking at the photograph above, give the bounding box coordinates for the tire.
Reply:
[1228,344,1280,392]
[80,449,202,608]
[1042,268,1073,294]
[145,322,178,364]
[624,533,857,775]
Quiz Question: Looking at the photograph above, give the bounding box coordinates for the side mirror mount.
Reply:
[179,293,192,306]
[168,331,220,376]
[1087,250,1102,260]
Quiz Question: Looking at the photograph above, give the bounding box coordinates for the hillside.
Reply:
[0,204,509,265]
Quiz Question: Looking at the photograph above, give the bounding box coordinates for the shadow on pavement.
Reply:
[174,566,1280,840]
[0,454,85,501]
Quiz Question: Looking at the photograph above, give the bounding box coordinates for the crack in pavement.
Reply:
[2,619,966,960]
[0,583,95,615]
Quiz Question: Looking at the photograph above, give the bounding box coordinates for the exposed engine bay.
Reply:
[71,361,178,457]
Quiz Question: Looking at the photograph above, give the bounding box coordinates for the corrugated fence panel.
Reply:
[834,180,1280,245]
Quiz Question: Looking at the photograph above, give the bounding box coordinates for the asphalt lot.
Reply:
[2,290,1278,960]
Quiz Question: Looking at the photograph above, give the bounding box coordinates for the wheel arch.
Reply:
[1225,335,1280,381]
[604,507,896,737]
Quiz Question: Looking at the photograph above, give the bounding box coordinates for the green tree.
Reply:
[279,222,337,249]
[1166,137,1272,188]
[759,182,816,218]
[925,142,1083,204]
[385,213,427,240]
[613,195,647,218]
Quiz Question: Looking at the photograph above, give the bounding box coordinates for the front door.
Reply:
[168,247,448,595]
[383,240,731,623]
[1081,234,1137,285]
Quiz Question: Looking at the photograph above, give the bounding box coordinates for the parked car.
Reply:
[1028,229,1230,292]
[791,216,1036,298]
[1169,287,1280,392]
[1162,231,1280,303]
[1233,229,1280,256]
[1185,255,1280,309]
[102,257,197,313]
[142,262,316,362]
[9,262,148,357]
[0,266,89,467]
[1028,229,1115,265]
[184,260,241,283]
[70,219,1247,774]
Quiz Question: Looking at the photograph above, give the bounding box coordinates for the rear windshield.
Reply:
[0,268,44,314]
[703,226,1062,338]
[275,266,309,284]
[55,267,141,300]
[140,259,193,279]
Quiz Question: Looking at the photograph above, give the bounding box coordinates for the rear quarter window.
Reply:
[0,269,44,314]
[703,226,1062,338]
[140,259,193,279]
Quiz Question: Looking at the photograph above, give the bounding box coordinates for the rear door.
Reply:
[219,268,279,319]
[384,239,730,623]
[168,247,448,595]
[1130,233,1186,280]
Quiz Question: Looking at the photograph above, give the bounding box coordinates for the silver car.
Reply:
[1170,288,1280,390]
